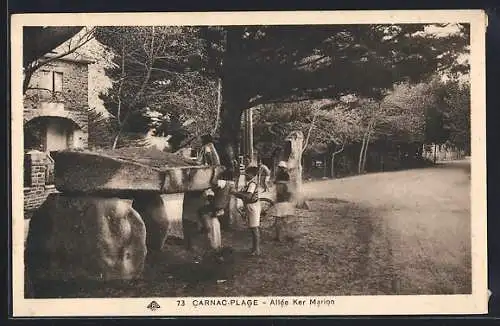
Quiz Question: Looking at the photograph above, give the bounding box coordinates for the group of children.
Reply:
[187,159,293,260]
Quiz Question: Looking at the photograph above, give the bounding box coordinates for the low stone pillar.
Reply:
[132,193,185,252]
[283,130,305,207]
[164,193,185,239]
[23,150,51,211]
[26,193,147,282]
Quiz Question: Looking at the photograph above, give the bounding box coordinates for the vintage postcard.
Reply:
[11,10,487,317]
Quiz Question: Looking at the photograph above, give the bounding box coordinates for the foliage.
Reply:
[253,99,366,158]
[93,24,470,164]
[437,79,471,152]
[398,77,471,151]
[208,24,470,109]
[94,26,218,149]
[206,23,471,171]
[252,76,471,176]
[377,81,435,143]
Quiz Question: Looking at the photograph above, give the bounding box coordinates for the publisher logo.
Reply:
[147,300,161,311]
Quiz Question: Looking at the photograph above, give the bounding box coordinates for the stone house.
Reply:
[23,52,94,212]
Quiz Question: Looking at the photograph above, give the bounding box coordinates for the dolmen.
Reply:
[26,147,224,285]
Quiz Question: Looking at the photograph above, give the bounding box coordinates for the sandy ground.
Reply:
[28,161,471,298]
[302,160,472,294]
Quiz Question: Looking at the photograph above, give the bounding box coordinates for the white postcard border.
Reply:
[10,10,488,317]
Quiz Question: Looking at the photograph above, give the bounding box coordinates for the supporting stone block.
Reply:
[132,192,185,252]
[26,193,147,282]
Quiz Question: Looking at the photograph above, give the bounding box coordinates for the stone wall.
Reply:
[23,151,58,213]
[24,107,89,150]
[24,59,89,112]
[24,59,90,150]
[23,58,90,212]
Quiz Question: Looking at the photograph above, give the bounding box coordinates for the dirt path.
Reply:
[303,160,472,294]
[31,161,471,298]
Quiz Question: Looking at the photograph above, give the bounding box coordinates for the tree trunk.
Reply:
[330,153,336,178]
[213,77,222,134]
[358,136,367,174]
[330,143,344,179]
[111,44,126,150]
[361,129,372,173]
[323,155,327,178]
[302,111,318,155]
[246,107,254,162]
[112,130,121,149]
[23,66,35,94]
[218,92,245,179]
[360,114,376,174]
[218,28,250,180]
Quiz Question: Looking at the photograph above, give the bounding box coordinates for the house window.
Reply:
[53,71,63,93]
[38,70,63,95]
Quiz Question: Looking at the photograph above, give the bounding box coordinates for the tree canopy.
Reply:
[252,76,470,170]
[93,23,470,171]
[94,26,218,149]
[212,24,470,170]
[213,24,469,107]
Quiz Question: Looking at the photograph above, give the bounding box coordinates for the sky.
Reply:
[422,23,463,37]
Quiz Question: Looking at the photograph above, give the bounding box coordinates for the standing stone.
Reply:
[132,194,168,252]
[228,196,239,229]
[163,193,185,239]
[182,191,205,247]
[26,193,147,282]
[132,192,185,252]
[283,130,305,207]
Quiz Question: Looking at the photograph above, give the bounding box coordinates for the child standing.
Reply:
[257,159,271,192]
[231,165,261,256]
[212,169,235,231]
[273,161,294,242]
[198,188,222,256]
